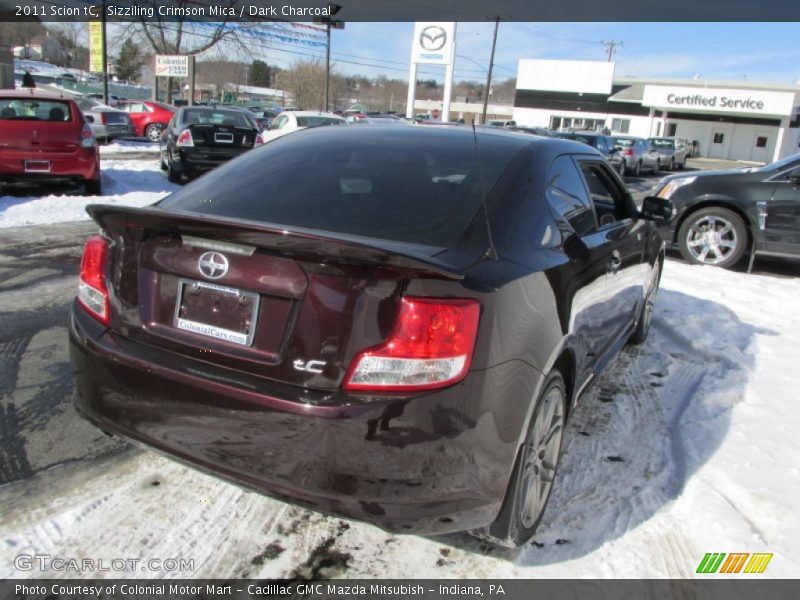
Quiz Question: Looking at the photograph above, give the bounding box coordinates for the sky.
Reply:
[254,22,800,85]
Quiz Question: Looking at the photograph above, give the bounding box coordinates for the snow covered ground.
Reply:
[1,257,798,578]
[0,159,176,229]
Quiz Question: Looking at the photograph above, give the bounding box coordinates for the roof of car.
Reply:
[274,122,600,160]
[0,88,75,101]
[287,111,345,119]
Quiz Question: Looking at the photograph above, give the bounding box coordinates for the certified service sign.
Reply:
[155,55,190,78]
[411,22,456,65]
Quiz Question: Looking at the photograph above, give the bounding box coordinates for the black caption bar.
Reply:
[1,580,798,600]
[2,0,800,22]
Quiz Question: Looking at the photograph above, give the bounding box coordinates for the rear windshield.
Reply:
[613,138,636,147]
[158,129,522,247]
[296,116,344,128]
[651,138,675,149]
[183,109,252,128]
[0,98,73,121]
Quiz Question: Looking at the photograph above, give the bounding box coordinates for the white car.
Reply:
[255,111,346,145]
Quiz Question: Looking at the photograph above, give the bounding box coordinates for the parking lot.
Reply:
[1,144,799,578]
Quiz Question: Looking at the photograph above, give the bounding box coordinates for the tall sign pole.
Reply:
[101,0,108,106]
[324,23,331,111]
[408,22,457,122]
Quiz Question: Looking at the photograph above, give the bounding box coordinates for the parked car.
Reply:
[510,126,554,137]
[256,110,346,144]
[246,108,279,130]
[647,137,687,170]
[554,131,625,175]
[75,95,134,143]
[0,89,101,194]
[675,136,693,158]
[70,125,667,547]
[651,152,800,268]
[159,105,260,183]
[117,100,175,142]
[86,93,123,107]
[612,136,660,177]
[487,120,517,128]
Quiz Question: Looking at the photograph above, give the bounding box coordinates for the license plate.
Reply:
[214,132,234,143]
[173,279,260,346]
[24,160,51,173]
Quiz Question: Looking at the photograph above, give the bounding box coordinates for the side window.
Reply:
[547,155,596,236]
[596,137,608,153]
[579,162,633,227]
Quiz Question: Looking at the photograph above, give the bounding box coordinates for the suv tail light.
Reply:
[344,297,480,393]
[176,129,194,147]
[77,236,110,325]
[80,123,96,148]
[624,148,634,156]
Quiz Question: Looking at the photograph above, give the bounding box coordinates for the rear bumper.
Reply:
[0,148,99,183]
[176,147,251,174]
[69,303,539,535]
[93,123,134,140]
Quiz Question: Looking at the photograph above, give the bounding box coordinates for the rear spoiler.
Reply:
[86,205,464,280]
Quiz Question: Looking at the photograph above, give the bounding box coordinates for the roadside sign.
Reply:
[155,55,189,78]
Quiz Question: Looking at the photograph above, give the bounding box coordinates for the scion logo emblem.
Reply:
[197,251,229,280]
[420,26,447,51]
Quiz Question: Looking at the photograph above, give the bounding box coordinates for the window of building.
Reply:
[667,123,677,136]
[611,118,630,134]
[756,136,768,148]
[713,133,725,144]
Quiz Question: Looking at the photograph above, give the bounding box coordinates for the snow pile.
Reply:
[0,160,177,229]
[99,141,162,157]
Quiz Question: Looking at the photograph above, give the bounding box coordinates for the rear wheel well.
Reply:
[673,201,752,247]
[552,349,576,417]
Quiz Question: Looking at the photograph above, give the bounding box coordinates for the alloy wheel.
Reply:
[685,214,738,265]
[519,386,565,529]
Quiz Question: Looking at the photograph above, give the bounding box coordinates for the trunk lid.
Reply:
[87,205,461,391]
[186,123,257,149]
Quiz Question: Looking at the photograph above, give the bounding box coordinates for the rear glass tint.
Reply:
[652,139,675,149]
[159,128,523,247]
[296,116,345,127]
[0,98,72,121]
[184,109,252,128]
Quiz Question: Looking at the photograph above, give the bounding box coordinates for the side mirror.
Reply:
[85,115,94,123]
[640,196,674,221]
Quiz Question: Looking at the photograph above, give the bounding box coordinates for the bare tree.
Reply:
[284,59,327,111]
[126,1,251,101]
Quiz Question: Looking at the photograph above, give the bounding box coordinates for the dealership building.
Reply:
[512,59,800,163]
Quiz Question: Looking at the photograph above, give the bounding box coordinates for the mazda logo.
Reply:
[419,26,447,52]
[198,251,229,280]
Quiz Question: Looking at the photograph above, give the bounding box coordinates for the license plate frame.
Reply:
[173,279,260,346]
[214,132,234,144]
[24,160,51,173]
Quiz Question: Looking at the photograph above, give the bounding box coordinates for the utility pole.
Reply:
[481,16,500,126]
[324,23,331,111]
[603,39,622,62]
[101,0,108,105]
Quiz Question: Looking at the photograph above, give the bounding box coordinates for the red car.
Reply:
[117,100,175,142]
[0,89,101,194]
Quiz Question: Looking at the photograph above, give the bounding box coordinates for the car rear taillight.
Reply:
[344,297,480,393]
[176,129,194,147]
[100,112,107,125]
[77,236,110,326]
[624,148,634,156]
[80,124,96,148]
[254,133,264,147]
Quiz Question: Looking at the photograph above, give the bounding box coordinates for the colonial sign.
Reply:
[642,85,795,117]
[155,55,190,78]
[88,22,103,73]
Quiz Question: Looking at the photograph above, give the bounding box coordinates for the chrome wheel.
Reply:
[146,123,164,142]
[685,215,738,265]
[519,386,565,529]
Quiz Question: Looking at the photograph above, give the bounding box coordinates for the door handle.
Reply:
[609,250,622,273]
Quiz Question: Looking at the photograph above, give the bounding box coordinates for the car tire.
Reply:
[84,177,102,195]
[678,207,747,269]
[145,123,164,143]
[167,158,182,184]
[678,161,685,170]
[629,259,661,345]
[472,371,567,548]
[635,161,642,177]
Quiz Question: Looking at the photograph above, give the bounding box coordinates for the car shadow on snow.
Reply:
[431,288,776,565]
